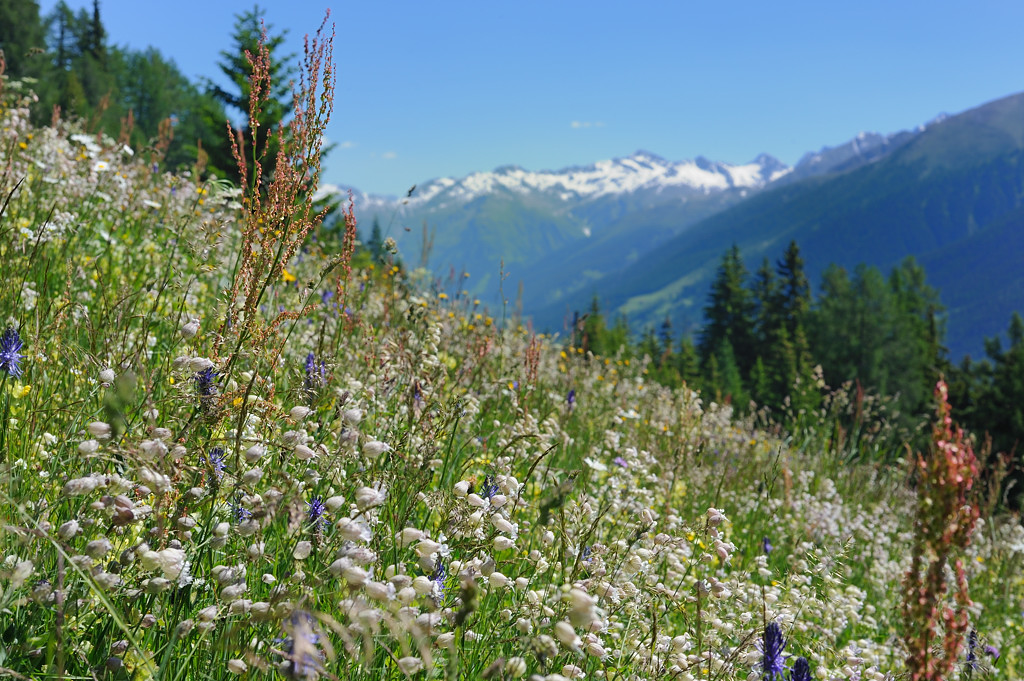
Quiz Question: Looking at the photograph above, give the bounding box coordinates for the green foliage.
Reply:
[808,257,944,428]
[699,244,756,381]
[950,312,1024,507]
[365,215,385,263]
[207,5,297,185]
[0,0,48,80]
[1,0,233,176]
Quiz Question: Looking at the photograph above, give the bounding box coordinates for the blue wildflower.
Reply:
[985,645,1000,661]
[757,622,788,681]
[0,327,24,379]
[967,629,978,670]
[580,545,592,563]
[307,496,326,528]
[281,610,322,679]
[194,366,217,399]
[430,560,447,598]
[481,474,499,499]
[763,536,774,555]
[613,456,628,468]
[232,494,252,522]
[303,352,326,394]
[567,389,575,408]
[790,657,811,681]
[205,447,226,480]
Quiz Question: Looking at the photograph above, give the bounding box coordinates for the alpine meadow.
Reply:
[2,5,1024,681]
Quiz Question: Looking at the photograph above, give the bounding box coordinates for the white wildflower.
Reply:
[362,440,390,457]
[355,486,386,511]
[397,657,423,675]
[87,422,111,439]
[398,527,425,547]
[554,621,581,650]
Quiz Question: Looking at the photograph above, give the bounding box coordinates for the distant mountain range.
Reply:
[324,92,1024,359]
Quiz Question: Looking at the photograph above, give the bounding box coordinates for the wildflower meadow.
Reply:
[1,16,1022,681]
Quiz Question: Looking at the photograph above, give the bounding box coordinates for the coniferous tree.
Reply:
[208,5,296,185]
[887,257,947,416]
[0,0,48,79]
[774,241,811,337]
[749,355,772,406]
[366,216,384,263]
[808,258,945,426]
[764,241,815,406]
[676,336,701,388]
[973,313,1024,456]
[640,327,661,366]
[751,257,778,345]
[711,339,748,407]
[602,316,631,358]
[699,244,756,381]
[659,316,674,356]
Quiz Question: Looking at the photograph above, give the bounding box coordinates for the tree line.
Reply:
[0,0,294,181]
[573,242,1023,488]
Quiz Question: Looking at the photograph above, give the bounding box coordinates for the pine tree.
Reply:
[708,339,748,408]
[699,244,756,380]
[659,316,674,356]
[676,336,701,387]
[774,240,811,339]
[887,257,947,416]
[964,312,1024,507]
[366,216,384,263]
[640,327,661,367]
[751,257,778,347]
[808,258,946,427]
[749,356,772,406]
[208,5,297,185]
[0,0,48,78]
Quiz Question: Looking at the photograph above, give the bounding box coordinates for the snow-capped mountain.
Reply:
[396,150,792,206]
[317,128,920,309]
[320,150,792,213]
[317,151,795,296]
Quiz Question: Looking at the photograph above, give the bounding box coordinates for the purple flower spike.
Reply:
[757,622,788,681]
[790,657,811,681]
[194,366,218,399]
[0,327,24,378]
[306,496,326,528]
[205,447,226,480]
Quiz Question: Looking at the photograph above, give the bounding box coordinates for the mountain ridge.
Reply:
[528,91,1024,358]
[316,94,1023,357]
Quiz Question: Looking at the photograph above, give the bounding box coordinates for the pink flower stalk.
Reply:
[902,380,980,681]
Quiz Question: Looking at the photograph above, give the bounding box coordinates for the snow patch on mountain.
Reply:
[386,150,789,207]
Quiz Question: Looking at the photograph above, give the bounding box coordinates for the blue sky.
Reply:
[42,0,1024,196]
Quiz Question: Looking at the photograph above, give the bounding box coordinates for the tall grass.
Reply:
[0,21,1020,681]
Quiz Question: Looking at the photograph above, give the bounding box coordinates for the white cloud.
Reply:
[381,151,398,160]
[571,121,605,129]
[339,140,356,149]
